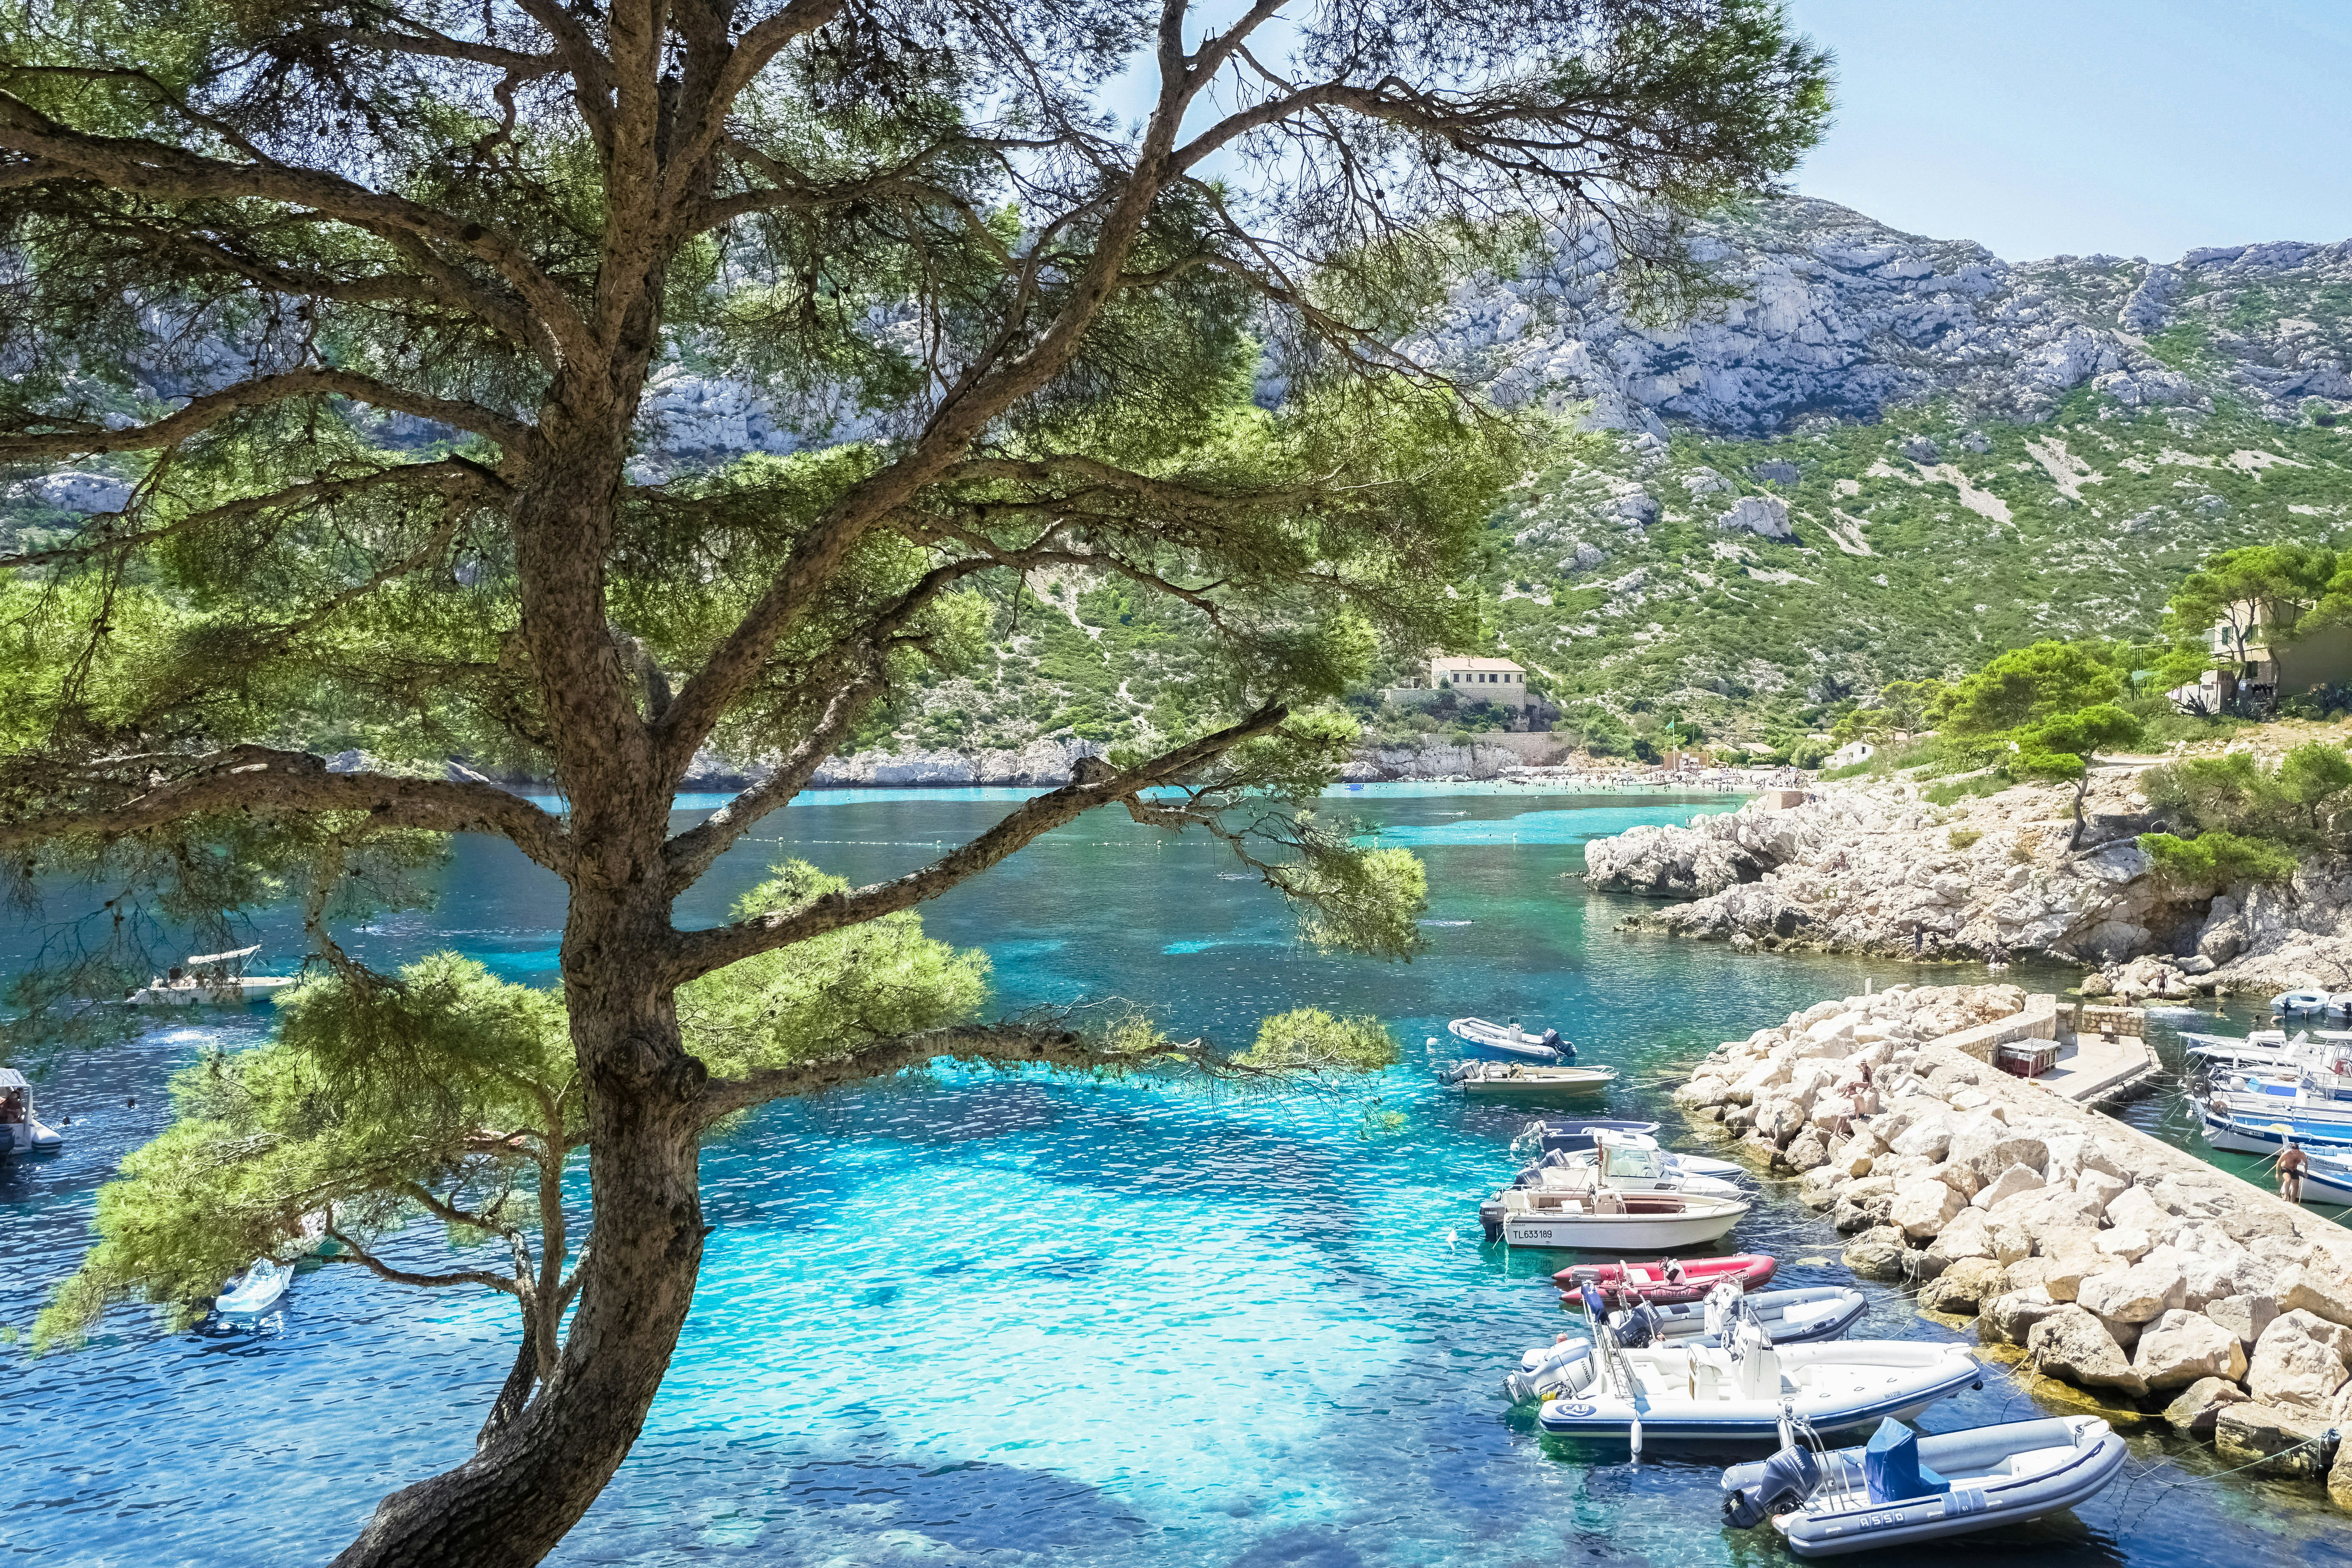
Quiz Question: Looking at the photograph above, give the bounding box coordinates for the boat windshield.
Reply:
[1600,1144,1664,1181]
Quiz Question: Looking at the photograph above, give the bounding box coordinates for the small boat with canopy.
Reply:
[0,1068,65,1155]
[125,946,298,1006]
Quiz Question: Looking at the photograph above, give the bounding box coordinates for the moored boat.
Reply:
[1535,1142,1746,1180]
[125,946,297,1007]
[2196,1096,2352,1154]
[1495,1186,1747,1250]
[1445,1060,1618,1097]
[0,1068,65,1155]
[1553,1253,1777,1307]
[2272,989,2329,1016]
[1447,1017,1573,1063]
[1522,1117,1660,1153]
[1536,1323,1980,1443]
[1721,1415,2126,1557]
[214,1258,293,1317]
[1610,1285,1869,1350]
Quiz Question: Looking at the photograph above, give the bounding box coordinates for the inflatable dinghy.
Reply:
[1607,1285,1868,1350]
[1448,1017,1572,1062]
[1553,1253,1775,1307]
[215,1258,292,1317]
[1536,1320,1980,1443]
[1523,1118,1658,1153]
[1721,1415,2126,1557]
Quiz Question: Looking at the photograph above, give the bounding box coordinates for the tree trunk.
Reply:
[2069,777,2089,850]
[333,442,713,1567]
[475,1334,541,1448]
[330,974,705,1568]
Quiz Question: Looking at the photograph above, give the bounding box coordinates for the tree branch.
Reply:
[663,703,1285,983]
[325,1227,518,1294]
[0,368,537,463]
[0,748,575,876]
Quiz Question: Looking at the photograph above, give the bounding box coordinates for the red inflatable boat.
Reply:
[1553,1253,1776,1308]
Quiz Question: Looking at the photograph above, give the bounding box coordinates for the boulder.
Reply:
[1890,1176,1968,1240]
[1842,1228,1914,1283]
[2246,1309,2352,1412]
[1987,1184,2103,1236]
[2095,1227,2153,1264]
[2073,1167,2130,1215]
[2026,1305,2147,1396]
[1829,1131,1883,1178]
[1920,1257,2008,1315]
[2037,1236,2119,1304]
[1982,1286,2064,1347]
[2215,1402,2337,1479]
[2132,1308,2250,1391]
[1889,1116,1953,1161]
[2162,1376,2249,1438]
[1799,1165,1843,1208]
[2208,1292,2280,1350]
[1967,1135,2050,1185]
[1922,1208,1997,1273]
[2104,1184,2172,1235]
[1972,1162,2045,1212]
[2277,1263,2352,1330]
[1784,1129,1831,1171]
[2334,1440,2352,1513]
[2076,1260,2187,1326]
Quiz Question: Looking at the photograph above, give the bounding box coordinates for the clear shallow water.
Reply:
[3,786,2347,1567]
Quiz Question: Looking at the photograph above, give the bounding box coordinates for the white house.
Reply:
[1824,739,1875,771]
[1381,655,1533,711]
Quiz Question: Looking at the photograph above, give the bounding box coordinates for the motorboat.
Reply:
[1610,1285,1870,1351]
[1448,1017,1573,1063]
[2181,1027,2325,1071]
[1493,1186,1749,1250]
[1481,1146,1746,1238]
[214,1258,292,1317]
[125,946,298,1006]
[2272,989,2329,1016]
[1445,1060,1618,1097]
[1554,1253,1778,1307]
[0,1068,65,1155]
[1505,1285,1870,1404]
[1535,1319,1982,1444]
[1525,1142,1746,1181]
[1722,1415,2126,1557]
[2196,1096,2352,1154]
[1523,1117,1660,1153]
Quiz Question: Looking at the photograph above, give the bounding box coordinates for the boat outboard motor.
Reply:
[1721,1442,1821,1529]
[1539,1027,1573,1062]
[1614,1302,1661,1349]
[1478,1197,1506,1243]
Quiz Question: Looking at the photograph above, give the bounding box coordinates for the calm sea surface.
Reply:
[1,783,2342,1567]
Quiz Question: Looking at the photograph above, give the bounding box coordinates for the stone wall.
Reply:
[1673,981,2352,1505]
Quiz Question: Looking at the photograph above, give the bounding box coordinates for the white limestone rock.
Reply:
[2133,1308,2250,1391]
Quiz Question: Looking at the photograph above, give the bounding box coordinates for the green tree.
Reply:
[2005,702,2144,849]
[1933,640,2123,736]
[2138,742,2352,885]
[2163,542,2343,679]
[0,3,1830,1561]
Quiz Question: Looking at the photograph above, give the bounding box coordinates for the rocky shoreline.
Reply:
[1673,981,2352,1500]
[1584,770,2352,999]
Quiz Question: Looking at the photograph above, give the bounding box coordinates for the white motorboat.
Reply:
[0,1068,65,1155]
[1536,1321,1982,1443]
[214,1258,292,1317]
[1445,1060,1618,1096]
[2196,1095,2352,1154]
[2180,1027,2307,1069]
[1505,1286,1871,1404]
[1494,1185,1749,1250]
[2272,989,2329,1016]
[1539,1142,1747,1180]
[2288,1147,2352,1205]
[1722,1415,2126,1557]
[1447,1017,1573,1063]
[1521,1117,1660,1153]
[125,945,297,1006]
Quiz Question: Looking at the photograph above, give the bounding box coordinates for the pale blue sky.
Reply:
[1780,0,2349,260]
[1104,3,2351,264]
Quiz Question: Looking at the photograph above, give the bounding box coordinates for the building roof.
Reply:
[1430,655,1525,673]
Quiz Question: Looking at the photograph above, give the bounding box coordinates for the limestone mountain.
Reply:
[9,198,2350,758]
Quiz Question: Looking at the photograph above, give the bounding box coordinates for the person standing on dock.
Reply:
[2279,1139,2309,1204]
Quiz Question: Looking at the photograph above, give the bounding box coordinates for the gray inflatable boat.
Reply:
[1608,1285,1867,1349]
[1720,1415,2127,1557]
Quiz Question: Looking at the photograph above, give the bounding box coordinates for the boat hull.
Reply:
[126,977,296,1006]
[1502,1205,1744,1251]
[1729,1417,2127,1558]
[1554,1254,1777,1306]
[1611,1286,1869,1348]
[1538,1345,1981,1441]
[1528,1118,1659,1153]
[1454,1064,1618,1097]
[2199,1105,2352,1154]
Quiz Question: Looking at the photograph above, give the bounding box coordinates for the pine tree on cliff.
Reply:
[0,4,1830,1564]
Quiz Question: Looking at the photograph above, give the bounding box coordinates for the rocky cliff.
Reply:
[1583,764,2352,1000]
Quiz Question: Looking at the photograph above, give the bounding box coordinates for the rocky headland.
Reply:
[1676,981,2352,1499]
[1585,767,2352,999]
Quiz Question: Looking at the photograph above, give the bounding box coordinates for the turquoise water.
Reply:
[3,786,2346,1567]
